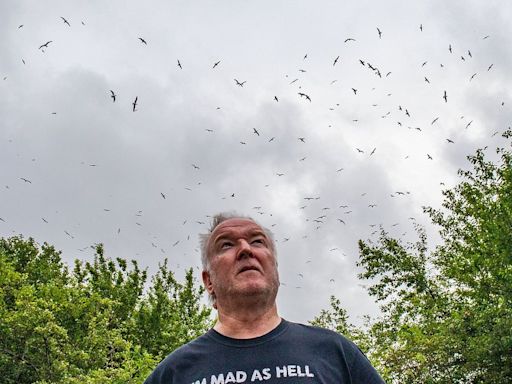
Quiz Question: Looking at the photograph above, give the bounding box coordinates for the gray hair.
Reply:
[199,212,277,272]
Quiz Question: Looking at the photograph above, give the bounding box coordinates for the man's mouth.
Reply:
[238,266,260,274]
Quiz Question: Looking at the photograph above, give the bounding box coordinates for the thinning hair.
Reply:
[199,212,277,272]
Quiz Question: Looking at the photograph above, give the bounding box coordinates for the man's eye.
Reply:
[252,239,264,244]
[220,242,232,249]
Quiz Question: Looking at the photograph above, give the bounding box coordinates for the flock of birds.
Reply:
[2,13,509,296]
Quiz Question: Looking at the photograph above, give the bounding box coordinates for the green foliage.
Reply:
[0,237,211,383]
[315,133,512,383]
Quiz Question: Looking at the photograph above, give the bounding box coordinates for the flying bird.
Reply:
[20,177,32,183]
[132,96,138,111]
[333,56,340,66]
[274,96,279,102]
[110,90,116,102]
[177,59,182,69]
[234,79,246,87]
[253,128,260,136]
[138,37,147,45]
[344,38,356,43]
[298,92,311,102]
[443,91,448,103]
[38,41,52,50]
[376,27,382,38]
[212,61,221,68]
[61,17,70,26]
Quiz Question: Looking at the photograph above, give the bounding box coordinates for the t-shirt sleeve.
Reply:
[345,338,385,383]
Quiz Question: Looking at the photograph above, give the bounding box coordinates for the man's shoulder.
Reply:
[285,320,352,343]
[144,331,214,383]
[165,330,213,360]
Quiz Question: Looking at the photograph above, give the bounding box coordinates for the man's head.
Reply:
[200,213,279,309]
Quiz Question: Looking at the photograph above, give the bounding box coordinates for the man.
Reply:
[144,213,384,383]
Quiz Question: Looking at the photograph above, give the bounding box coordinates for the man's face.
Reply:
[202,218,279,308]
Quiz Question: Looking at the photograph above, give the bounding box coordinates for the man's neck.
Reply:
[213,303,281,339]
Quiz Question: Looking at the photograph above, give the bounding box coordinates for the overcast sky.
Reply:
[1,1,511,326]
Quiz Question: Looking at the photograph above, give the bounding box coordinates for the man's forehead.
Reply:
[212,218,264,236]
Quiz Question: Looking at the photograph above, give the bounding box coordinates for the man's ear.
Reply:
[202,270,214,295]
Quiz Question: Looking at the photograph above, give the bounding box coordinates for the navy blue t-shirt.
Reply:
[144,319,384,384]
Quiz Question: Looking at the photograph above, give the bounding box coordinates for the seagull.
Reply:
[419,24,423,31]
[234,79,246,87]
[427,154,433,160]
[132,96,138,111]
[446,139,455,143]
[192,164,200,169]
[61,17,70,26]
[298,137,306,143]
[376,27,382,38]
[177,59,182,69]
[212,60,221,68]
[160,192,166,199]
[469,73,477,81]
[138,37,147,45]
[431,117,439,125]
[443,91,448,103]
[274,96,279,102]
[344,38,356,43]
[370,147,376,156]
[487,64,493,71]
[38,41,52,50]
[298,92,311,102]
[20,177,32,183]
[333,56,340,66]
[110,90,116,102]
[351,88,357,95]
[253,128,260,136]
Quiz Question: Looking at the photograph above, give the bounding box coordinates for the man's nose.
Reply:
[236,239,253,259]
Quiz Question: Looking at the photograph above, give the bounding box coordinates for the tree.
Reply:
[0,237,212,383]
[361,132,512,383]
[316,131,512,383]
